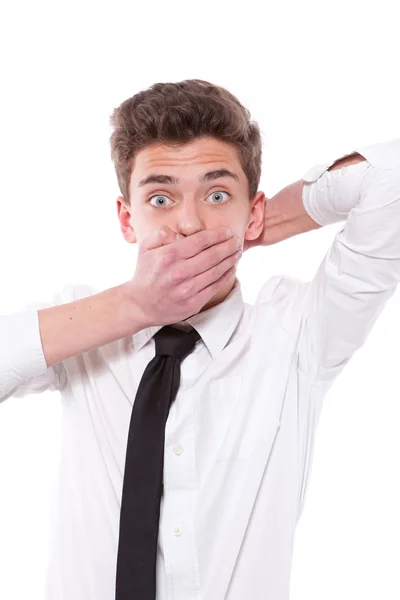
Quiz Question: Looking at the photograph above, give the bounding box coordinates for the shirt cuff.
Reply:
[302,161,370,227]
[2,309,49,383]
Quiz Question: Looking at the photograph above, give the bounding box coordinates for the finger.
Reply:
[158,226,183,246]
[140,226,179,252]
[172,226,234,259]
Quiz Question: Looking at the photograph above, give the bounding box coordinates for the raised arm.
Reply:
[251,138,400,381]
[299,139,400,381]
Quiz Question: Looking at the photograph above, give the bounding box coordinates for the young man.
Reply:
[1,79,399,600]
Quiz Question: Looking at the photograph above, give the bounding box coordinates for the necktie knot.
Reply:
[154,325,201,361]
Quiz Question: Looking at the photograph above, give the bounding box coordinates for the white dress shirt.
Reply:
[1,138,400,600]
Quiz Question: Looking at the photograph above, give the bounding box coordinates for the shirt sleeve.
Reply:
[0,282,98,403]
[297,138,400,383]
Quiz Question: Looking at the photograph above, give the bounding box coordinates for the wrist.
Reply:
[264,180,321,245]
[118,281,152,333]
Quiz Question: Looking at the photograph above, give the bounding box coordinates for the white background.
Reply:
[1,0,400,598]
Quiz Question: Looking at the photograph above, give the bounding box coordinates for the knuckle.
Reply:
[179,284,190,299]
[157,253,170,269]
[178,281,192,299]
[171,268,185,286]
[159,248,176,267]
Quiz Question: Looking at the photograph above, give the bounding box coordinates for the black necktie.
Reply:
[115,324,201,600]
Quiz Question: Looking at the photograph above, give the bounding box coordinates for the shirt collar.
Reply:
[132,277,244,359]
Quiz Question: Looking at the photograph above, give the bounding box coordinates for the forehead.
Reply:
[131,136,244,181]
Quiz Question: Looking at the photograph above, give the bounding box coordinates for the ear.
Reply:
[244,191,266,243]
[116,196,137,244]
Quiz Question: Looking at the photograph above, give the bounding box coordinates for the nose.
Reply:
[177,222,204,238]
[176,208,205,238]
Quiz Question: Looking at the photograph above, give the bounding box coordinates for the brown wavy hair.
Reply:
[109,79,262,206]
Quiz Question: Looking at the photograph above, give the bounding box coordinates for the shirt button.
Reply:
[173,444,184,456]
[340,166,348,176]
[173,525,183,536]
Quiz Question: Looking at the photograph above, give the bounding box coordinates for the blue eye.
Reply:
[208,191,230,204]
[148,195,173,208]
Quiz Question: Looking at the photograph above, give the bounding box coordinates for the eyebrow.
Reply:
[137,169,240,187]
